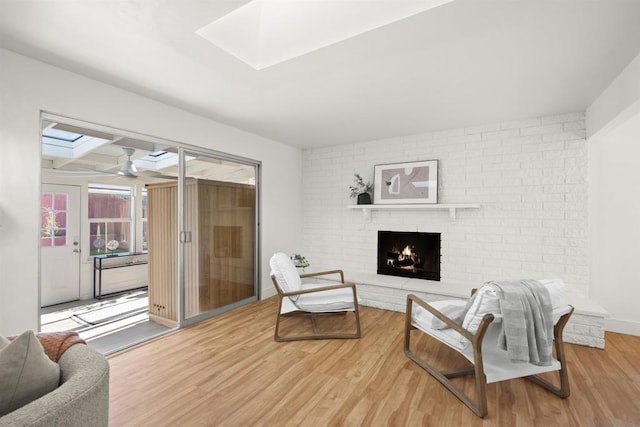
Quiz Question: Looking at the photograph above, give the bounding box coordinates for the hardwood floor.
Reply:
[108,297,640,426]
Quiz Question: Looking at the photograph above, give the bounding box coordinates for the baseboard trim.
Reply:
[605,318,640,336]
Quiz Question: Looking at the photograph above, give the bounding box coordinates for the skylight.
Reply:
[196,0,454,70]
[42,130,112,159]
[42,128,84,143]
[147,151,168,158]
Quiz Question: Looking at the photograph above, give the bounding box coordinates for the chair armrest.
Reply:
[299,269,345,283]
[553,305,574,340]
[406,294,494,345]
[281,281,356,297]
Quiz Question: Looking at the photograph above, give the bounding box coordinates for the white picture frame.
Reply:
[373,160,438,204]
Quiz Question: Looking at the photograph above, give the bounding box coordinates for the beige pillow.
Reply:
[0,330,60,416]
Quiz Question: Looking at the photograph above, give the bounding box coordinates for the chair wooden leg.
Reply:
[274,310,361,342]
[352,290,362,339]
[524,309,572,398]
[274,297,286,342]
[404,298,488,418]
[404,331,488,417]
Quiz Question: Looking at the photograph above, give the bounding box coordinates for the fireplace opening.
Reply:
[377,231,440,281]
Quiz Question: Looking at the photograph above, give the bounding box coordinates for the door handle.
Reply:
[72,249,80,254]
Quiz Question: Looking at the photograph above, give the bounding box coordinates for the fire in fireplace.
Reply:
[377,231,441,281]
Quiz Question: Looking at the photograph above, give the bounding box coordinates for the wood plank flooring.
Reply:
[108,297,640,426]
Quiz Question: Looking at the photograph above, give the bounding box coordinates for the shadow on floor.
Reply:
[41,290,172,355]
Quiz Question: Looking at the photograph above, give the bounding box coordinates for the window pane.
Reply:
[41,192,53,210]
[90,222,106,254]
[41,211,51,233]
[142,221,147,251]
[142,190,148,219]
[89,221,131,256]
[41,191,67,246]
[54,193,67,210]
[55,211,67,228]
[88,185,133,257]
[88,191,131,219]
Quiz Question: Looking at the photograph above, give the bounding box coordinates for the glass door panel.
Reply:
[180,149,258,324]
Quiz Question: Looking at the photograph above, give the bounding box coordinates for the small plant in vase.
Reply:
[291,253,310,270]
[349,173,373,205]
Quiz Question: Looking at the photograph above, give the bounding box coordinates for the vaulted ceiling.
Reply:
[2,0,640,149]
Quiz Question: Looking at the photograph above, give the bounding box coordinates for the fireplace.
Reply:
[377,231,441,281]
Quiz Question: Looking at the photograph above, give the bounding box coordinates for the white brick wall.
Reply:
[564,314,606,348]
[300,112,605,348]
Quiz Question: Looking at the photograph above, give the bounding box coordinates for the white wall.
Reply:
[588,115,640,335]
[0,48,303,336]
[587,51,640,335]
[302,113,590,298]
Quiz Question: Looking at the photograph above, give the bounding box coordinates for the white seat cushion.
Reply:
[270,252,302,300]
[293,283,357,312]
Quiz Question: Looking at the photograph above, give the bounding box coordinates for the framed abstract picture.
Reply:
[373,160,438,204]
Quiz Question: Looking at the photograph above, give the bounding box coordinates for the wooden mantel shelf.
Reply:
[347,203,480,222]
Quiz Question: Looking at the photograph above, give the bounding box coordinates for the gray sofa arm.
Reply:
[0,344,109,427]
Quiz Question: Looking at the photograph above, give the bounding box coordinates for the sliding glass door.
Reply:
[178,148,259,326]
[40,113,260,341]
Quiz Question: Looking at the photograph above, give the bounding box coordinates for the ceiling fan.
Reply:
[118,147,138,177]
[44,146,140,178]
[43,145,179,181]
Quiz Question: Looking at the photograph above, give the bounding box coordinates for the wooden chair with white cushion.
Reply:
[404,279,574,418]
[269,252,361,342]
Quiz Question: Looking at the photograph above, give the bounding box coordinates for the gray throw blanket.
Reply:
[430,280,554,366]
[487,280,553,366]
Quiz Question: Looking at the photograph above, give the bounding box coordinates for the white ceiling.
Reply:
[1,0,640,149]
